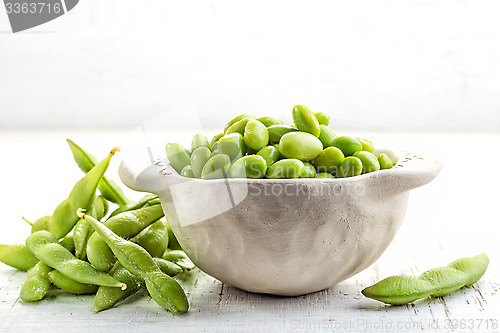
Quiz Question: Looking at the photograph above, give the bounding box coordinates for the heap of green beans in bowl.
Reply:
[0,140,195,314]
[166,105,394,180]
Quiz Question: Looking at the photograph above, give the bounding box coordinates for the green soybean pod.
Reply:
[353,151,380,174]
[49,147,119,239]
[226,118,253,135]
[318,125,337,148]
[224,114,255,133]
[74,195,109,260]
[266,159,304,179]
[229,155,267,179]
[180,165,195,178]
[267,125,298,143]
[332,136,363,156]
[191,133,210,150]
[0,244,39,271]
[48,270,98,295]
[292,105,321,137]
[153,257,184,276]
[378,153,394,170]
[166,143,191,173]
[279,132,323,161]
[190,147,212,178]
[201,154,231,180]
[59,232,75,254]
[314,112,330,126]
[29,216,50,233]
[313,147,345,174]
[256,145,280,168]
[337,156,363,178]
[217,133,246,161]
[162,250,196,271]
[132,219,169,258]
[315,173,335,179]
[66,139,130,206]
[79,210,189,314]
[109,193,158,218]
[300,162,317,178]
[26,231,125,289]
[20,261,53,302]
[357,137,374,153]
[362,254,489,305]
[256,116,284,127]
[244,120,269,151]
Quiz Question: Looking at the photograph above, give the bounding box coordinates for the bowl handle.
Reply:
[119,157,176,194]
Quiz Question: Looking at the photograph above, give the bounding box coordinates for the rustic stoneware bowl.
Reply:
[119,149,442,296]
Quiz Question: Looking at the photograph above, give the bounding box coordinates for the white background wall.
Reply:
[1,0,500,131]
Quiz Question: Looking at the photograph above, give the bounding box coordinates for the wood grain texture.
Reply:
[0,130,498,332]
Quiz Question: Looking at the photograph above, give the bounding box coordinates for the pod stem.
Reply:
[110,147,121,154]
[22,217,33,226]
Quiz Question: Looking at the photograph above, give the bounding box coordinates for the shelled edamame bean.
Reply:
[166,105,395,179]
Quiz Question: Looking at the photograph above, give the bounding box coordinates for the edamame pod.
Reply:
[109,193,158,218]
[318,125,337,148]
[229,155,267,179]
[191,133,210,150]
[267,125,298,143]
[292,105,321,137]
[353,151,380,174]
[223,114,255,133]
[162,250,196,271]
[49,147,119,238]
[218,133,246,161]
[337,156,363,178]
[20,261,53,301]
[78,210,189,314]
[313,147,345,173]
[74,195,109,260]
[244,120,269,151]
[378,153,394,170]
[279,132,323,161]
[362,254,489,305]
[48,270,98,295]
[67,139,129,206]
[26,231,125,289]
[87,204,164,272]
[256,145,281,168]
[153,257,184,276]
[180,165,195,178]
[332,136,363,156]
[314,112,330,126]
[29,216,50,233]
[256,116,284,127]
[166,143,191,173]
[190,147,212,178]
[132,219,169,258]
[201,154,231,180]
[0,244,39,271]
[299,162,317,178]
[226,118,253,135]
[266,159,304,179]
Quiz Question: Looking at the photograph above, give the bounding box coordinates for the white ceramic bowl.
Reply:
[119,149,442,296]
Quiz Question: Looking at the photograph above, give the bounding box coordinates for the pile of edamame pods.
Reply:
[167,105,394,180]
[0,140,194,314]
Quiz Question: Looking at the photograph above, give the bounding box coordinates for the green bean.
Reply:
[191,133,210,150]
[218,133,246,161]
[256,116,284,127]
[243,120,269,151]
[74,195,109,260]
[48,270,98,295]
[353,151,380,174]
[87,204,164,272]
[201,154,231,180]
[279,132,323,161]
[166,143,191,173]
[223,114,255,133]
[131,219,169,258]
[378,153,394,170]
[162,250,195,271]
[332,136,363,156]
[314,112,330,126]
[226,117,253,135]
[229,155,267,179]
[292,105,321,137]
[26,231,125,289]
[313,147,345,173]
[357,137,374,153]
[315,172,335,179]
[266,159,304,179]
[337,156,363,178]
[109,193,158,218]
[78,210,189,314]
[67,139,129,206]
[20,261,53,302]
[362,254,489,305]
[180,165,195,178]
[256,145,281,168]
[191,147,212,178]
[0,244,39,271]
[49,147,119,238]
[300,162,317,178]
[318,125,337,148]
[267,125,298,143]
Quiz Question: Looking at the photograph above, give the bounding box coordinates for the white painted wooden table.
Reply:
[0,130,498,332]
